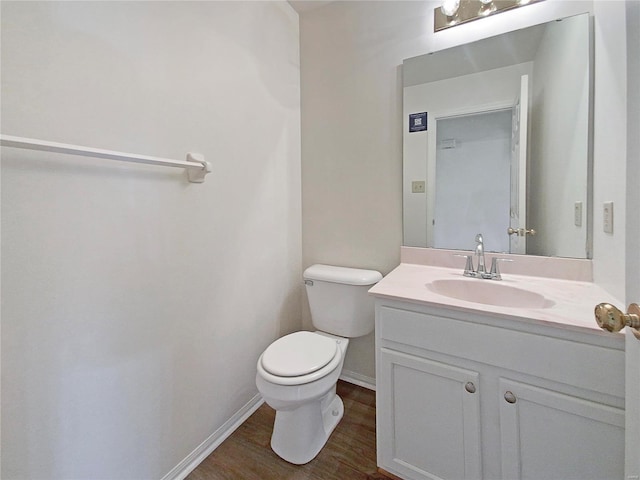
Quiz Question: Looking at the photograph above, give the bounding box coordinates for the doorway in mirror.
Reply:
[434,108,512,253]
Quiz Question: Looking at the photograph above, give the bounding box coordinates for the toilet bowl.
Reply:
[256,331,349,464]
[255,264,382,465]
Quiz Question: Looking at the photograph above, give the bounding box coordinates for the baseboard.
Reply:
[161,393,264,480]
[378,466,405,480]
[340,369,376,391]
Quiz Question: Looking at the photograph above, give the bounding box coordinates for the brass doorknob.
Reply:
[594,303,640,332]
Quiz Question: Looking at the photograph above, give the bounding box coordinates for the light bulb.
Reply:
[440,0,460,17]
[479,0,495,15]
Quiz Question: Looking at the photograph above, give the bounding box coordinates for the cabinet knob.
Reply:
[465,382,476,394]
[504,391,517,404]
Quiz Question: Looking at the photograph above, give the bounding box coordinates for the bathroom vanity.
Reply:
[370,250,625,480]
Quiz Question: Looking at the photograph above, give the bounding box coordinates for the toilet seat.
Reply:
[258,332,343,386]
[262,331,337,377]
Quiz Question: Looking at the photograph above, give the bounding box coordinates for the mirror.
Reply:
[403,13,592,258]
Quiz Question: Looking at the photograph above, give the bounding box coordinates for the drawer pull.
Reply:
[504,391,517,404]
[465,382,476,394]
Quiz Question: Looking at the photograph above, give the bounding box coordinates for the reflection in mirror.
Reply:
[403,13,592,258]
[434,109,512,252]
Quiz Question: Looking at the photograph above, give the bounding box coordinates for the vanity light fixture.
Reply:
[435,0,544,32]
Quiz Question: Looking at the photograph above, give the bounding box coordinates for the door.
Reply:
[626,327,640,479]
[499,378,624,480]
[377,348,482,480]
[509,74,529,254]
[432,109,512,252]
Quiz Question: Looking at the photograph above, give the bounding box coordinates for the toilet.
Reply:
[255,264,382,465]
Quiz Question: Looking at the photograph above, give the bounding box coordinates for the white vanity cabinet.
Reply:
[375,299,625,480]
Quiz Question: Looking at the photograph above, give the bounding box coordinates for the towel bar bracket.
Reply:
[185,153,211,183]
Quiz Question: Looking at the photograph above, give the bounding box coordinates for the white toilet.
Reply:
[255,264,382,465]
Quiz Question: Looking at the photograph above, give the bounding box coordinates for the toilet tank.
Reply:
[303,264,383,338]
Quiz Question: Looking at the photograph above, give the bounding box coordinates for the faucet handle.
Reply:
[489,257,513,280]
[453,254,474,276]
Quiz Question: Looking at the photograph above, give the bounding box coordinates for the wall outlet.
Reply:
[603,201,614,233]
[412,181,426,193]
[574,201,582,227]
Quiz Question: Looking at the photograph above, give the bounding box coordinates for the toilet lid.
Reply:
[261,331,338,377]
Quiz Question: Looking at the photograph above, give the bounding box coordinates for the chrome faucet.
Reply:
[455,233,512,280]
[474,234,486,275]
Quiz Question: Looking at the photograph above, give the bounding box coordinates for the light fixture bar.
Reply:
[434,0,544,32]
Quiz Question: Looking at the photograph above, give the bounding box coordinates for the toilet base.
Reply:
[270,389,345,464]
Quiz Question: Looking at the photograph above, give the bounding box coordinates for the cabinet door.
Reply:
[499,378,624,480]
[377,348,482,480]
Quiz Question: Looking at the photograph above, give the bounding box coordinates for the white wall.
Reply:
[300,0,629,381]
[1,2,301,478]
[300,1,415,381]
[592,0,628,300]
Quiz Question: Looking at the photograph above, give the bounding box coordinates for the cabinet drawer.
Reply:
[378,305,624,399]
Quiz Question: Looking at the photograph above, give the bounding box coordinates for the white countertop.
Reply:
[369,263,624,335]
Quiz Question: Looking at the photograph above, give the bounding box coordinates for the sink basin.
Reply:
[426,278,554,309]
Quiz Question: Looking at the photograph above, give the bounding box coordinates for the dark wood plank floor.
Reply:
[187,381,390,480]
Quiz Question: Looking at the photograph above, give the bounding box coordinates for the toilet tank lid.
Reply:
[303,264,383,286]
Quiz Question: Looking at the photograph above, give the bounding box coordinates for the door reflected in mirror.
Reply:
[403,13,591,258]
[434,109,512,252]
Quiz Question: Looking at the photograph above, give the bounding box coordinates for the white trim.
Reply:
[340,370,376,391]
[161,393,265,480]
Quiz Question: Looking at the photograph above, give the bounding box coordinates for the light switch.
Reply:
[603,201,614,233]
[412,181,426,193]
[574,201,582,227]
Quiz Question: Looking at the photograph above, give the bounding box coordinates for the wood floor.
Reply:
[187,381,390,480]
